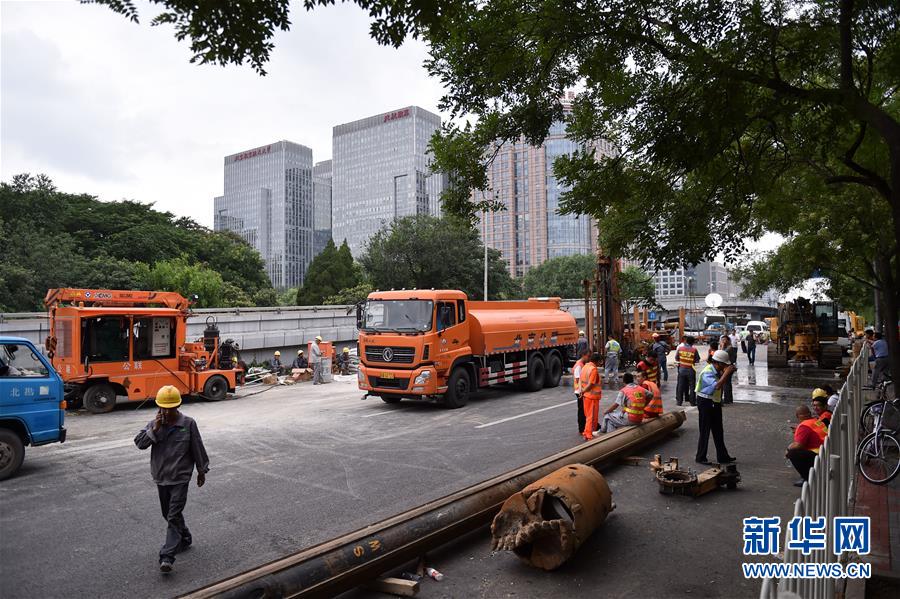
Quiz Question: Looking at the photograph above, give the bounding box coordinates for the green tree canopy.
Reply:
[522,254,595,299]
[360,215,520,300]
[296,239,361,305]
[0,174,274,311]
[617,266,660,316]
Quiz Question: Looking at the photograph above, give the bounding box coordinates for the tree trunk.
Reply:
[875,255,900,388]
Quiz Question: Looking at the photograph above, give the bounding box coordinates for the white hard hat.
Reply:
[712,349,731,364]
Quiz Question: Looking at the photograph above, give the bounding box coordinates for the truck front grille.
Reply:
[365,346,415,364]
[369,376,410,390]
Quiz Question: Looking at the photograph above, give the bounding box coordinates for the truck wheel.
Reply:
[83,384,117,414]
[203,375,228,401]
[380,395,402,404]
[767,345,788,368]
[0,428,25,481]
[525,356,546,392]
[544,354,563,388]
[444,368,471,409]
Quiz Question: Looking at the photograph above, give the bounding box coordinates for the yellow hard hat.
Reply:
[232,356,238,362]
[274,351,281,356]
[315,335,323,341]
[342,347,350,353]
[812,388,828,400]
[155,385,182,409]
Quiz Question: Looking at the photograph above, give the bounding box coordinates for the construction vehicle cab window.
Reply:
[357,290,577,408]
[43,289,241,414]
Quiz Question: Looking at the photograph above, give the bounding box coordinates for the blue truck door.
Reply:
[0,341,64,445]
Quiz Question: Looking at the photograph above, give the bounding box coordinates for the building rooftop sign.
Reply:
[233,144,273,162]
[383,108,411,123]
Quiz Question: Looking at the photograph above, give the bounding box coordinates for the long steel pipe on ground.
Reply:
[183,411,686,599]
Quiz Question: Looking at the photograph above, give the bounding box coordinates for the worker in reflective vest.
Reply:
[636,353,660,385]
[604,337,621,387]
[580,352,603,441]
[695,350,737,465]
[572,348,591,434]
[675,336,701,407]
[637,370,662,420]
[785,405,828,486]
[599,372,645,432]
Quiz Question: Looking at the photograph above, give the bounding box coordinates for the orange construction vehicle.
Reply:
[43,288,241,413]
[356,290,578,408]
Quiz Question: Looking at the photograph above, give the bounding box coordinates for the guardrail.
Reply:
[759,344,868,599]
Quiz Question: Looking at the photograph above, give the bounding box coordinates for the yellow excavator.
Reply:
[767,298,843,369]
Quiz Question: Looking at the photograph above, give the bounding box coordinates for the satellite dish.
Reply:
[705,293,723,308]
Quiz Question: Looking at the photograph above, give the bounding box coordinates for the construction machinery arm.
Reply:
[44,288,192,310]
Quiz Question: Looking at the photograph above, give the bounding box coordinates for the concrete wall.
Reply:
[0,301,587,364]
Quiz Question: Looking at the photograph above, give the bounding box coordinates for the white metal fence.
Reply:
[759,344,869,598]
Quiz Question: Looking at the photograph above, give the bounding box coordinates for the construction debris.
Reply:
[652,456,741,497]
[491,464,614,570]
[363,576,419,597]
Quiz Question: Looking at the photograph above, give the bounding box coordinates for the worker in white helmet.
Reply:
[694,349,737,466]
[575,329,589,358]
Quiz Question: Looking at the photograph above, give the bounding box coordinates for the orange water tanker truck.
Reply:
[356,290,578,408]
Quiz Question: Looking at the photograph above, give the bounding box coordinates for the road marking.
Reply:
[475,401,571,429]
[361,410,399,418]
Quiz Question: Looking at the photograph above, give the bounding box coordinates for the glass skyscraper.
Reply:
[332,106,446,257]
[478,96,608,277]
[313,159,332,256]
[213,141,314,289]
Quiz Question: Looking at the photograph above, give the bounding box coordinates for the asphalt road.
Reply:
[1,348,820,598]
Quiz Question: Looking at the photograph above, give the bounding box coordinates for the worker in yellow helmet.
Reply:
[134,386,209,573]
[337,347,352,375]
[272,350,284,375]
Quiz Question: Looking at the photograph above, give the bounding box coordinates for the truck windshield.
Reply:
[0,344,49,378]
[363,300,434,333]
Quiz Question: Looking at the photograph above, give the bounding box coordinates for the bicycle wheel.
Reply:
[857,431,900,485]
[860,402,885,438]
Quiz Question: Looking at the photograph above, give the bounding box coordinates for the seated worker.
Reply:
[636,353,660,385]
[336,347,352,375]
[637,370,662,421]
[812,396,832,428]
[785,405,828,487]
[292,350,308,370]
[272,351,284,375]
[599,373,646,433]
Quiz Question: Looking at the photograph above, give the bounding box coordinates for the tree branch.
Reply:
[839,0,855,91]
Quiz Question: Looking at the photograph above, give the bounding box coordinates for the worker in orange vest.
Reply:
[599,372,646,432]
[637,370,663,420]
[580,352,603,441]
[785,404,828,486]
[572,348,591,433]
[636,353,660,385]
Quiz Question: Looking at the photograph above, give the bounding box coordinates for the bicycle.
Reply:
[856,383,900,485]
[859,379,897,438]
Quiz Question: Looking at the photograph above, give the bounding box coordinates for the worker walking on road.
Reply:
[651,334,669,383]
[310,336,325,385]
[604,336,621,387]
[573,348,591,434]
[575,330,589,359]
[580,352,603,441]
[637,370,662,420]
[695,350,737,465]
[134,386,209,573]
[675,336,700,406]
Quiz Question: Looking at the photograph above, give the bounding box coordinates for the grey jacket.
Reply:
[134,413,209,485]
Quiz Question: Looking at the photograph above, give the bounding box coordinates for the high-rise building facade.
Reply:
[623,260,743,300]
[213,141,314,289]
[477,98,607,277]
[332,106,446,257]
[313,159,333,256]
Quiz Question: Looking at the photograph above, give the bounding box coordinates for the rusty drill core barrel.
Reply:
[183,412,685,599]
[491,464,613,570]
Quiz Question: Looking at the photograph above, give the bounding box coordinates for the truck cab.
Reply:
[0,337,66,480]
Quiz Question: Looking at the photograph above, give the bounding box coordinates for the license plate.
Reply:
[381,373,395,379]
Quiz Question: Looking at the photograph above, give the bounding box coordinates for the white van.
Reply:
[746,321,768,335]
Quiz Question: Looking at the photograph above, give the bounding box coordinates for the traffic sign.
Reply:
[649,311,657,321]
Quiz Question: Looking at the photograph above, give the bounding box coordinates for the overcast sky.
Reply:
[1,0,445,227]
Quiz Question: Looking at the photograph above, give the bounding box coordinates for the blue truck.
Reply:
[0,336,66,480]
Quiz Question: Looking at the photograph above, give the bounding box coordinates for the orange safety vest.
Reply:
[641,381,663,419]
[621,385,646,423]
[638,360,659,384]
[798,418,828,453]
[676,344,698,368]
[573,358,587,393]
[580,362,602,401]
